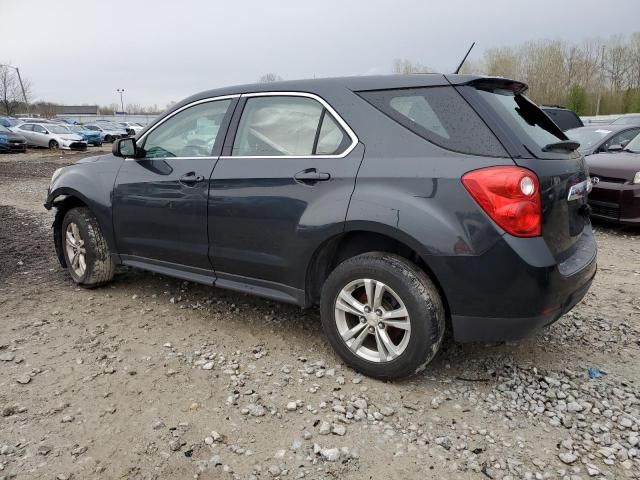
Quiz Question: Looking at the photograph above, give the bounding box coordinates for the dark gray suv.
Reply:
[45,74,597,379]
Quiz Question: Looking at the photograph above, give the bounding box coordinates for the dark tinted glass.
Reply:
[543,109,583,131]
[358,86,507,157]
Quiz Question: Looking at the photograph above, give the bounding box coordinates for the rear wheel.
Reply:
[104,135,114,143]
[320,252,445,380]
[61,207,115,287]
[49,140,59,149]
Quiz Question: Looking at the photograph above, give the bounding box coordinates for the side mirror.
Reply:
[113,137,138,158]
[607,144,623,152]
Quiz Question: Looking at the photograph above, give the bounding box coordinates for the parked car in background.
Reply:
[94,120,131,134]
[67,125,103,146]
[17,118,55,124]
[0,116,22,128]
[611,114,640,126]
[565,125,640,156]
[587,133,640,225]
[118,121,144,136]
[46,74,597,379]
[82,124,127,143]
[541,105,584,131]
[14,122,87,150]
[0,124,27,153]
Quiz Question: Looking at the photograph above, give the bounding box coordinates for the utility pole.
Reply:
[0,64,29,113]
[595,45,605,116]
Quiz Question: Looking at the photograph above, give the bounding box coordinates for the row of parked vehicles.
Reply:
[0,117,144,152]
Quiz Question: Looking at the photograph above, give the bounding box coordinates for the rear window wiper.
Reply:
[542,140,580,153]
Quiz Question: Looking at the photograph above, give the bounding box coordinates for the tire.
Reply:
[61,207,115,287]
[320,252,445,380]
[49,140,59,149]
[104,135,113,143]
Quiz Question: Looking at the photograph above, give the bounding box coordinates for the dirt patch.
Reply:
[0,205,58,286]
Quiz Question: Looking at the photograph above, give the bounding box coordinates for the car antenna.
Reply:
[454,42,476,74]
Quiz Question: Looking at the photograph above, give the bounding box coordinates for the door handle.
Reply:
[179,172,205,185]
[294,169,331,183]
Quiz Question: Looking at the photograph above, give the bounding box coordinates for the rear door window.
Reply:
[357,86,507,157]
[232,96,351,157]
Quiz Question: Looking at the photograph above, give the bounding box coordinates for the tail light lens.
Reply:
[462,166,541,237]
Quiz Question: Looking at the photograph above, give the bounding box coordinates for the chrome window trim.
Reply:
[220,91,359,160]
[133,95,240,159]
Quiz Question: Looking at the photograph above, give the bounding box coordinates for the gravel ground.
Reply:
[0,149,639,480]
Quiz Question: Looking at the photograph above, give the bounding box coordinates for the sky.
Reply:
[2,0,639,108]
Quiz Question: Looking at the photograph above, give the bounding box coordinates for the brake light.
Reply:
[462,166,541,237]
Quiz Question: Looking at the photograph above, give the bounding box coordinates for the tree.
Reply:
[258,73,283,83]
[566,84,589,115]
[393,59,433,74]
[0,65,31,116]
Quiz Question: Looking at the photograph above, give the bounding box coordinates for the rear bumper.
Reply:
[428,226,597,343]
[589,182,640,225]
[451,267,595,342]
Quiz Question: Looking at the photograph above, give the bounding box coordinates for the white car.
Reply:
[12,122,87,150]
[118,121,145,135]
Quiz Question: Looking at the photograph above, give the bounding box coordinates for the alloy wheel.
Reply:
[65,222,86,277]
[334,279,411,363]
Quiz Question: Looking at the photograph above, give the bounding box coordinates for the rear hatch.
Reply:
[453,77,591,262]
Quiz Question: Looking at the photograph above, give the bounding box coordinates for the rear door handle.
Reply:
[294,169,331,183]
[180,172,205,185]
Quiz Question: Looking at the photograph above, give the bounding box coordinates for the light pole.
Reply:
[116,88,125,114]
[0,64,29,113]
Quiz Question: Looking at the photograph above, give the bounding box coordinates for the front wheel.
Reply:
[49,140,59,149]
[104,135,113,143]
[61,207,115,287]
[320,253,445,380]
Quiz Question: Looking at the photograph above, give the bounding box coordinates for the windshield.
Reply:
[48,125,72,134]
[565,128,612,151]
[611,116,640,126]
[475,87,566,153]
[624,133,640,153]
[0,125,10,133]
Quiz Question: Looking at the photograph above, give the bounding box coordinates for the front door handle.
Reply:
[180,172,205,185]
[294,169,331,184]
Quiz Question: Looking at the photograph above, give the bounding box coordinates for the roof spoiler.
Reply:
[465,77,528,95]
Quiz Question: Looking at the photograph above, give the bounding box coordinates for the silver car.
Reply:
[12,122,87,150]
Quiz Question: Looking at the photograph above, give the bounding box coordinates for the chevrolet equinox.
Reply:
[45,74,597,379]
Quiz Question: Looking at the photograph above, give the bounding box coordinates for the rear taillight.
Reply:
[462,166,541,237]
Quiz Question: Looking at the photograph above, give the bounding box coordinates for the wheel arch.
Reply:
[48,188,115,267]
[304,224,450,320]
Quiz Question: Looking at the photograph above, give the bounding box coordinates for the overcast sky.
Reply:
[3,0,639,108]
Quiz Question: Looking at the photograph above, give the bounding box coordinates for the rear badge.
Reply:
[567,179,592,201]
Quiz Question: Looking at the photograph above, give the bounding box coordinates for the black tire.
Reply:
[61,207,115,287]
[104,135,113,143]
[49,140,59,149]
[320,252,445,380]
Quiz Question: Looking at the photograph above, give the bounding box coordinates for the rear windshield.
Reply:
[358,86,507,157]
[474,87,566,153]
[542,109,583,131]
